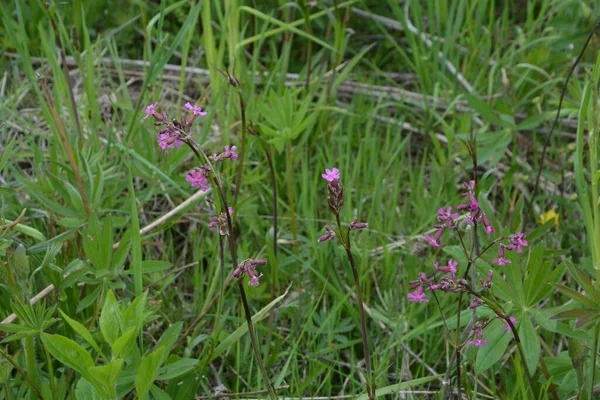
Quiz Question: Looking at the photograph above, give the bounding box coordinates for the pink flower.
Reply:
[468,339,488,347]
[509,232,528,253]
[424,226,444,248]
[502,316,518,333]
[184,102,208,116]
[493,245,510,265]
[407,285,429,303]
[322,168,340,182]
[437,259,458,278]
[468,322,487,346]
[142,102,159,120]
[437,206,459,227]
[227,207,234,215]
[224,145,238,160]
[156,132,183,152]
[493,257,511,266]
[186,168,210,191]
[248,273,264,287]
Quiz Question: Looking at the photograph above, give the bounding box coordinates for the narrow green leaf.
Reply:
[135,346,165,400]
[99,290,123,346]
[475,320,512,373]
[519,315,540,375]
[58,309,104,357]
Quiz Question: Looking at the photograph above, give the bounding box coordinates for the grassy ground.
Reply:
[1,0,600,399]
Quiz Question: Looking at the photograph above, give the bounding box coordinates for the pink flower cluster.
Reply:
[493,233,528,265]
[424,181,495,248]
[186,166,211,191]
[208,207,234,236]
[232,258,266,287]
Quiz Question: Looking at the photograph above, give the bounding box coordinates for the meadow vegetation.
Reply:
[1,0,600,399]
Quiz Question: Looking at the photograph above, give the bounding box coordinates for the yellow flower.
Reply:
[538,210,559,227]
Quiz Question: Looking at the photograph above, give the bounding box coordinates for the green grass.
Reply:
[1,0,600,399]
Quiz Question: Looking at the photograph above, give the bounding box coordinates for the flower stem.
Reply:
[264,146,279,296]
[186,139,278,399]
[336,215,375,400]
[233,94,247,206]
[286,142,298,247]
[237,280,279,400]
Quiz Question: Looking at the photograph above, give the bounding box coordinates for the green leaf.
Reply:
[135,346,165,400]
[41,333,94,375]
[75,378,103,400]
[87,359,123,399]
[551,284,597,308]
[156,358,198,380]
[154,322,182,366]
[58,309,104,357]
[564,259,600,304]
[519,315,540,375]
[552,308,598,320]
[111,326,137,359]
[99,290,123,346]
[141,260,172,274]
[475,320,512,373]
[149,384,172,400]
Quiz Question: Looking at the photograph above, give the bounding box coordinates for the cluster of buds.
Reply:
[143,102,208,152]
[232,258,266,287]
[468,321,488,347]
[322,168,344,215]
[317,168,368,243]
[208,207,234,235]
[209,145,239,162]
[456,180,494,234]
[186,165,212,192]
[424,181,496,248]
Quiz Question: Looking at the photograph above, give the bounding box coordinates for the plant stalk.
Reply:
[336,215,375,400]
[186,139,278,399]
[233,94,247,206]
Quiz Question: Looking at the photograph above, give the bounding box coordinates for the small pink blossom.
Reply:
[493,257,511,266]
[468,339,488,347]
[322,168,340,182]
[437,259,458,278]
[407,285,429,303]
[508,232,528,253]
[248,273,264,287]
[157,132,183,152]
[142,102,159,120]
[424,227,444,248]
[184,102,208,116]
[501,316,518,333]
[468,322,487,346]
[224,145,238,160]
[437,206,459,227]
[186,168,210,191]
